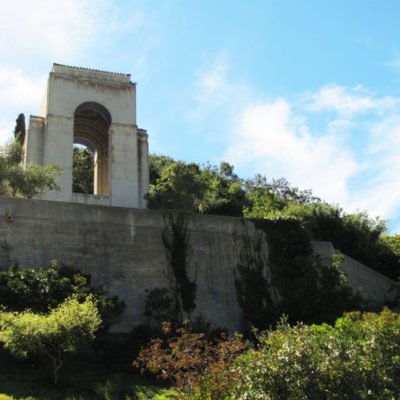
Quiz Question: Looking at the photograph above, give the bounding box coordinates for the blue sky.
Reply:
[1,0,400,232]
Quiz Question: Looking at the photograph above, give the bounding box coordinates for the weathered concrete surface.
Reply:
[312,241,398,306]
[0,198,396,332]
[0,197,244,332]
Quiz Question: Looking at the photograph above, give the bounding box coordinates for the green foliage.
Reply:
[234,218,363,328]
[0,261,124,331]
[244,176,319,218]
[381,234,400,257]
[229,309,400,400]
[0,141,61,199]
[72,146,94,194]
[147,155,247,216]
[245,176,399,279]
[148,161,206,212]
[162,212,196,321]
[253,219,363,325]
[0,296,101,385]
[197,162,246,216]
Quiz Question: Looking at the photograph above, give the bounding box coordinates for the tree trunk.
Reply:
[46,348,64,385]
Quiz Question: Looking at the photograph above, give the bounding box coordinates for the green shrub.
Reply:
[0,261,124,330]
[229,309,400,400]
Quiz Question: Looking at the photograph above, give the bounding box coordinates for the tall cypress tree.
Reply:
[14,113,26,146]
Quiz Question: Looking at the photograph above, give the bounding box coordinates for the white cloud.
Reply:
[225,99,359,204]
[0,66,46,143]
[301,84,397,117]
[346,115,400,219]
[0,0,103,62]
[0,66,45,109]
[193,54,253,111]
[195,56,232,106]
[191,64,400,227]
[0,0,106,143]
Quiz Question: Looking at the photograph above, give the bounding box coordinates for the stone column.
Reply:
[137,129,149,208]
[42,115,74,202]
[109,123,139,208]
[24,116,45,167]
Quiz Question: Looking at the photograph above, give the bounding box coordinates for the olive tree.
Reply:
[0,295,101,384]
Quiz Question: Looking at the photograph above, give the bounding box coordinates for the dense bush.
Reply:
[134,321,247,399]
[254,219,364,325]
[0,261,124,330]
[224,309,400,400]
[135,309,400,399]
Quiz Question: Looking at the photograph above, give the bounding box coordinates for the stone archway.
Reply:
[24,64,149,208]
[73,102,111,196]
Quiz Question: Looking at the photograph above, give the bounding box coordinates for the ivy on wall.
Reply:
[234,221,275,330]
[235,218,364,329]
[162,212,197,322]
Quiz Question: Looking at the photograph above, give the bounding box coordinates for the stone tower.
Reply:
[23,63,149,208]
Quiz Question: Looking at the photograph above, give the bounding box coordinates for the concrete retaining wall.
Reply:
[0,197,245,332]
[0,197,396,332]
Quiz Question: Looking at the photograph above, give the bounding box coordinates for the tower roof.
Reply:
[52,63,131,84]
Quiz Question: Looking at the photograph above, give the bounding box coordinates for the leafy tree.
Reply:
[0,141,61,198]
[147,155,247,215]
[147,161,206,212]
[0,295,101,385]
[197,162,246,216]
[72,146,94,194]
[149,154,176,184]
[244,175,319,217]
[381,234,400,257]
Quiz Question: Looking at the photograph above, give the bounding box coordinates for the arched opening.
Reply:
[73,102,111,196]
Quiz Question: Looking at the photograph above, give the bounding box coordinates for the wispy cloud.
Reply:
[193,53,253,113]
[225,99,358,204]
[191,59,400,227]
[0,0,104,62]
[300,84,397,117]
[0,66,46,143]
[346,115,400,219]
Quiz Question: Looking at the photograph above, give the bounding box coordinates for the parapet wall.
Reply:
[0,197,396,332]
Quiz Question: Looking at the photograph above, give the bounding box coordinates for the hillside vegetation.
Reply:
[147,154,400,280]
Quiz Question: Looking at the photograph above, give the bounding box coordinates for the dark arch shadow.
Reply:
[74,101,112,127]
